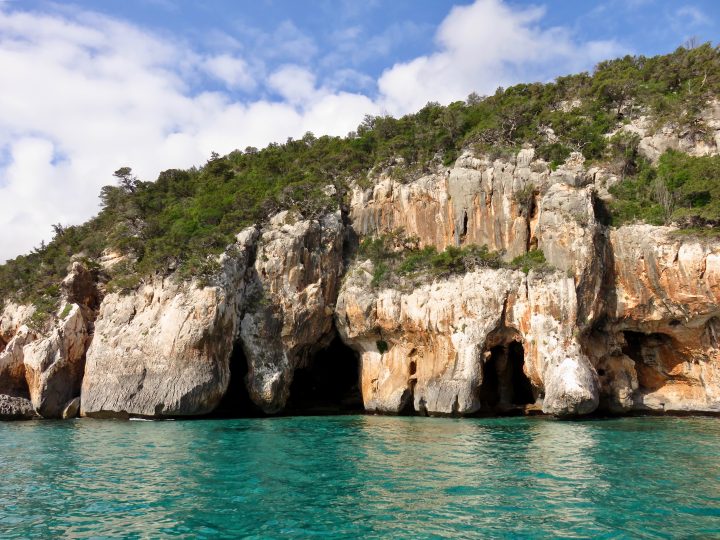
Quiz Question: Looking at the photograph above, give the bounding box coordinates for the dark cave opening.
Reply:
[479,341,535,410]
[285,335,363,414]
[212,341,262,418]
[622,331,645,364]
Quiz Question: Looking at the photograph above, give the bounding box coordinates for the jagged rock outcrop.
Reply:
[0,264,99,417]
[0,326,34,397]
[0,303,34,352]
[23,304,88,418]
[337,146,720,417]
[336,259,600,417]
[80,228,258,418]
[621,101,720,163]
[337,265,525,414]
[240,210,344,413]
[78,210,344,418]
[535,182,608,326]
[349,150,548,258]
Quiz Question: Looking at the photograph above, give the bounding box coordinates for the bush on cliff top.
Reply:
[1,44,719,310]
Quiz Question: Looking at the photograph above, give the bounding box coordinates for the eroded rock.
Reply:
[80,229,258,418]
[62,396,80,419]
[0,326,34,397]
[337,259,600,417]
[23,304,88,418]
[241,211,344,413]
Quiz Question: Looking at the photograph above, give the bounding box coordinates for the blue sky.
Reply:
[13,0,718,99]
[0,0,718,261]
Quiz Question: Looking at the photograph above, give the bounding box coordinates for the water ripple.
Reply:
[0,416,719,538]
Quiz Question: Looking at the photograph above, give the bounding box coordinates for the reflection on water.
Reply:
[1,416,719,538]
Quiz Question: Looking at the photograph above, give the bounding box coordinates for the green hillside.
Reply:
[2,43,720,319]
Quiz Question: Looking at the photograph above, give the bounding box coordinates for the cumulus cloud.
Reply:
[203,54,256,90]
[0,7,374,261]
[377,0,624,114]
[0,0,624,262]
[268,65,318,105]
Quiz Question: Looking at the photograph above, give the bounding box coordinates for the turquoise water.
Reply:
[1,416,719,538]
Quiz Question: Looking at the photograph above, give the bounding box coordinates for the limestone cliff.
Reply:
[1,145,719,420]
[336,150,719,417]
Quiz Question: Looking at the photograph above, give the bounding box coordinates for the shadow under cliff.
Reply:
[209,333,363,418]
[283,335,363,416]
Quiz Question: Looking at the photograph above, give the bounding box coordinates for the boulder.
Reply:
[0,394,38,420]
[62,396,80,419]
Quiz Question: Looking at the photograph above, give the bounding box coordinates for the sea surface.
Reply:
[0,415,719,539]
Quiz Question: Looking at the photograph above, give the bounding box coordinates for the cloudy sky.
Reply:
[0,0,718,262]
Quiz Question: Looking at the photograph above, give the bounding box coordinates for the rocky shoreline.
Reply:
[2,146,719,421]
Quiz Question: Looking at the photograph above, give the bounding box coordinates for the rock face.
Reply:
[588,225,720,413]
[0,303,34,352]
[0,326,34,397]
[349,150,549,258]
[77,210,344,418]
[23,304,88,418]
[622,102,720,163]
[80,228,258,418]
[336,261,599,417]
[240,211,344,413]
[2,144,720,421]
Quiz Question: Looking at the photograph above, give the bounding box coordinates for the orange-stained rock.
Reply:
[349,150,550,259]
[588,225,720,413]
[336,259,600,417]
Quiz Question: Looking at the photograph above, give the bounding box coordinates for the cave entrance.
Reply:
[621,330,680,394]
[479,340,535,411]
[285,335,363,415]
[212,341,262,418]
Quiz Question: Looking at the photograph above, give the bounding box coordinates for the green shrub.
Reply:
[510,249,549,274]
[371,262,389,288]
[376,340,389,354]
[59,303,73,319]
[610,150,720,228]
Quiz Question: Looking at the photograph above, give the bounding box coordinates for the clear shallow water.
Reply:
[1,416,719,539]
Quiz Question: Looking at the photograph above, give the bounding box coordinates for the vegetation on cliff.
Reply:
[1,44,719,313]
[357,232,550,288]
[609,150,720,228]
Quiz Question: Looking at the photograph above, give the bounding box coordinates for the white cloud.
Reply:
[676,6,711,27]
[268,65,318,105]
[0,0,625,262]
[0,7,372,262]
[203,54,256,90]
[377,0,624,114]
